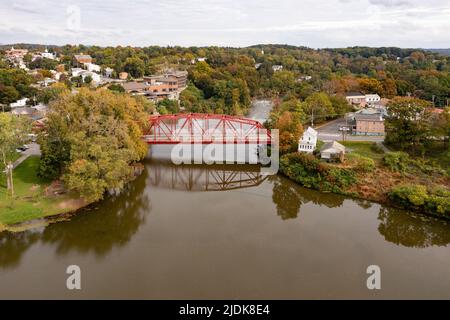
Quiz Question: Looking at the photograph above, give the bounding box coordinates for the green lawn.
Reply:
[340,141,385,162]
[0,156,73,226]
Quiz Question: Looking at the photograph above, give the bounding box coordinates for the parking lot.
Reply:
[315,118,385,142]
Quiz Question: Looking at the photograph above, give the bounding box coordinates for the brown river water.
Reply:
[1,153,450,299]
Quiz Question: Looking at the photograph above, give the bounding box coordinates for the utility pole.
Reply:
[311,109,314,128]
[6,162,14,197]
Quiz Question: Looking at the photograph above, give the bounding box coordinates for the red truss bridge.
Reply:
[144,113,271,145]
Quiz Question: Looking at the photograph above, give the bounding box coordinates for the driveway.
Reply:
[13,143,41,169]
[316,118,385,142]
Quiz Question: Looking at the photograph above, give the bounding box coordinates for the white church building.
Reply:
[298,127,318,153]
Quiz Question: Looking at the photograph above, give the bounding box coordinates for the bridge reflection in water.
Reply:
[147,160,268,191]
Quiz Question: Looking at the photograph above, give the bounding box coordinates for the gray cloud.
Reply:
[1,0,449,47]
[368,0,410,7]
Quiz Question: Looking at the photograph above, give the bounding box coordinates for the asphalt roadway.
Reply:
[315,118,385,142]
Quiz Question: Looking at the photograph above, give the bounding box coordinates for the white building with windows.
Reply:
[365,94,381,106]
[84,62,101,73]
[272,65,283,72]
[41,48,56,60]
[298,127,318,153]
[10,98,29,109]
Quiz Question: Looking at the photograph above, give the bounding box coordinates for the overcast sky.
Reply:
[1,0,449,48]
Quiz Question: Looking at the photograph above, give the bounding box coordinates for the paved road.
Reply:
[12,143,41,169]
[249,100,273,123]
[316,118,385,142]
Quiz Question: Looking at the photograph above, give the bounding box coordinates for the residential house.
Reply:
[5,47,28,61]
[84,62,101,73]
[320,141,346,161]
[80,71,101,84]
[104,67,114,78]
[345,92,366,108]
[297,75,312,82]
[37,78,57,87]
[10,98,29,109]
[298,127,318,153]
[365,94,381,106]
[5,47,29,68]
[41,48,56,60]
[272,65,283,72]
[73,54,93,66]
[71,68,85,77]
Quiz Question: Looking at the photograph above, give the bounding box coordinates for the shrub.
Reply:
[370,143,385,154]
[280,152,356,194]
[389,184,450,217]
[389,184,428,207]
[383,152,410,172]
[347,154,375,172]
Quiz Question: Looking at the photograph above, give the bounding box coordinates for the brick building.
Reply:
[352,113,385,136]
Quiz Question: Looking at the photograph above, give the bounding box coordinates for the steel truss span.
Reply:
[144,113,272,145]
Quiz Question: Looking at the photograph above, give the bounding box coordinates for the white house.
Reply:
[80,71,101,83]
[298,127,318,153]
[104,67,114,78]
[37,78,57,87]
[365,94,381,106]
[320,141,346,160]
[297,75,312,82]
[84,62,101,73]
[272,65,283,72]
[10,98,29,109]
[41,48,56,60]
[71,68,85,77]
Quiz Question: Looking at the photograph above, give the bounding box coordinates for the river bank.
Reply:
[0,156,144,232]
[279,143,450,219]
[0,156,89,232]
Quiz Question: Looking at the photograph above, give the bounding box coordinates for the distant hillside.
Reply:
[426,49,450,56]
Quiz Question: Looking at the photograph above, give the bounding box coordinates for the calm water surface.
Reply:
[1,156,450,299]
[1,100,450,299]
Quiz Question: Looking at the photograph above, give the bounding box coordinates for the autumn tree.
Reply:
[39,89,149,201]
[359,78,384,96]
[304,92,334,125]
[385,97,432,153]
[274,111,304,154]
[0,113,30,197]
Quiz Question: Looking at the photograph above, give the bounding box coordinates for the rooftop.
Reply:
[345,92,365,97]
[354,113,383,121]
[122,82,150,91]
[321,141,346,153]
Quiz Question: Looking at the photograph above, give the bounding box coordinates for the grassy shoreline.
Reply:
[0,156,89,231]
